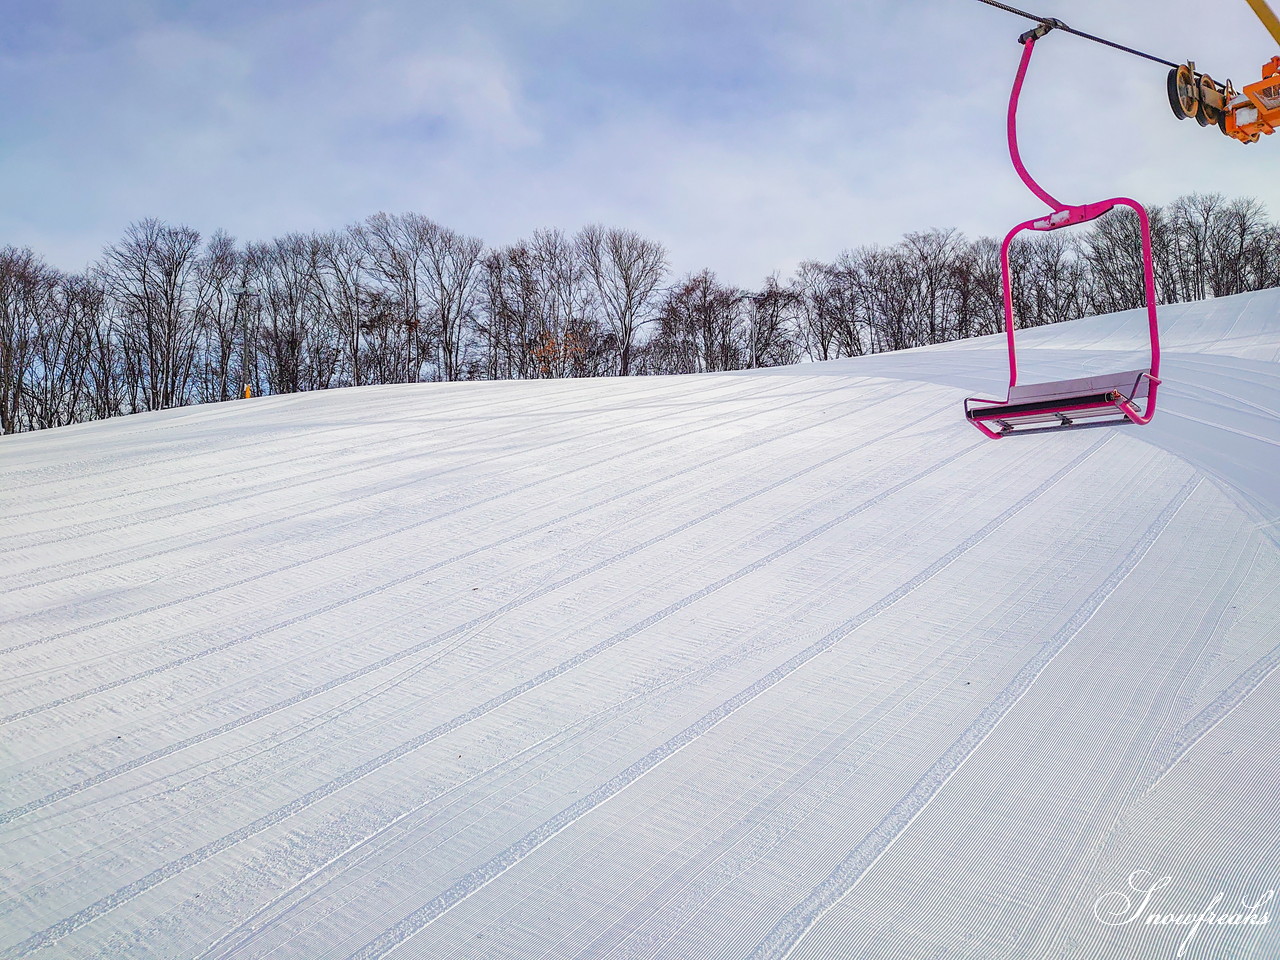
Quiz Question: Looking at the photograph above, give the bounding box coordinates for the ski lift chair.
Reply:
[964,24,1162,438]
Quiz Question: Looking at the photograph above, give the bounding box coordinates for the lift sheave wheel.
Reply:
[1168,64,1200,120]
[1198,74,1222,126]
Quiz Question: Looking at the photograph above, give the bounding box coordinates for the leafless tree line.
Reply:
[2,193,1277,434]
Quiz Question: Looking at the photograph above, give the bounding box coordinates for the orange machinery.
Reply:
[1170,56,1280,142]
[1168,0,1280,142]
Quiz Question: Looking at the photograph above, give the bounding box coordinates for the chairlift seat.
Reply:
[965,369,1155,436]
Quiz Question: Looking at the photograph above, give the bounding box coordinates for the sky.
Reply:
[2,0,1277,287]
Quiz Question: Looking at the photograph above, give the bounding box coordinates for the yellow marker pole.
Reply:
[1245,0,1280,47]
[243,384,252,399]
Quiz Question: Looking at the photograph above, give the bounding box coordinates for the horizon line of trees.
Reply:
[2,192,1278,435]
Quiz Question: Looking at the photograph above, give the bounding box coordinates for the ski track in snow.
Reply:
[747,475,1201,960]
[3,289,1279,960]
[192,611,832,960]
[0,381,634,547]
[0,379,636,518]
[0,375,879,704]
[1,385,920,821]
[1,415,978,958]
[2,375,773,582]
[0,375,783,640]
[338,436,1111,960]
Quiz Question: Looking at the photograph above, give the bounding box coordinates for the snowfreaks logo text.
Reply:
[1093,870,1273,957]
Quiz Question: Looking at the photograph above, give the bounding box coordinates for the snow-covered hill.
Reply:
[2,289,1278,960]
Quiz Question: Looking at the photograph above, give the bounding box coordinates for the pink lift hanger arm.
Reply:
[994,34,1161,413]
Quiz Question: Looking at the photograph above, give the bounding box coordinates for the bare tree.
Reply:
[1248,223,1280,292]
[476,245,530,381]
[653,270,745,373]
[1008,230,1089,328]
[250,235,320,395]
[422,220,484,382]
[901,228,963,344]
[745,274,801,367]
[1077,209,1148,315]
[1166,194,1222,302]
[950,236,1002,339]
[791,261,853,361]
[576,225,667,376]
[0,249,59,433]
[98,219,204,412]
[848,246,919,353]
[308,230,369,388]
[530,229,598,378]
[191,231,243,403]
[356,214,430,382]
[237,235,342,394]
[1210,196,1272,296]
[357,213,483,382]
[476,230,600,379]
[23,273,109,430]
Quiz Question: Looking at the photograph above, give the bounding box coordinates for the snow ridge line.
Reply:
[3,389,902,792]
[0,376,823,654]
[0,374,692,513]
[4,375,846,599]
[0,384,849,701]
[0,406,940,822]
[0,373,733,511]
[1,412,912,827]
[0,374,767,584]
[337,436,1111,960]
[0,380,896,720]
[0,430,978,959]
[748,474,1202,960]
[1141,577,1280,798]
[0,384,571,521]
[0,378,655,546]
[0,385,386,482]
[192,615,831,960]
[569,588,1000,959]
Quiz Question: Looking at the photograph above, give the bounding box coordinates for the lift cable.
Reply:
[972,0,1180,68]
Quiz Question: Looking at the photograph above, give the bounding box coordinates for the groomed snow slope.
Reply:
[2,289,1278,960]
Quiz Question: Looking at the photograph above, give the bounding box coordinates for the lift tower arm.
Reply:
[1245,0,1280,48]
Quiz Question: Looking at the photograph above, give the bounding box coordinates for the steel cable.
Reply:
[972,0,1180,68]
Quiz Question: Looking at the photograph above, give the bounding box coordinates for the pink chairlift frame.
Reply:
[964,35,1162,439]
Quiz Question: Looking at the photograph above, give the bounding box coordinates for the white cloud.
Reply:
[2,0,1278,285]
